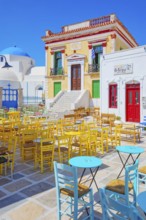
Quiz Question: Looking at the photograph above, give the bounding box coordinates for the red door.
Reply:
[71,64,81,90]
[126,84,140,122]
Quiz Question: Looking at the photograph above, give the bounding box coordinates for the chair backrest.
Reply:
[99,188,144,220]
[125,159,139,205]
[54,161,78,201]
[101,127,109,139]
[40,138,54,153]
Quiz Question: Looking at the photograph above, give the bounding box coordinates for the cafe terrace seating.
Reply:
[99,187,144,220]
[0,108,143,176]
[105,160,139,206]
[138,165,146,187]
[35,137,54,173]
[54,161,94,220]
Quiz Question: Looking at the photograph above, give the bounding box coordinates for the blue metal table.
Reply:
[69,156,102,190]
[137,191,146,214]
[116,146,144,178]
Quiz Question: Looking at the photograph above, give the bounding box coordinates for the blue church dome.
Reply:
[0,46,30,57]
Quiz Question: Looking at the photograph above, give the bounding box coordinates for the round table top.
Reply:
[137,191,146,213]
[116,146,144,154]
[69,156,102,168]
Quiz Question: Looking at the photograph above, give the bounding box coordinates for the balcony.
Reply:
[88,64,100,73]
[90,15,110,26]
[50,67,64,76]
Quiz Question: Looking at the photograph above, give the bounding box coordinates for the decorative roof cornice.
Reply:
[42,15,138,47]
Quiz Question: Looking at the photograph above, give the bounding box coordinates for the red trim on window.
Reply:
[102,42,107,47]
[109,84,117,108]
[88,45,92,49]
[111,34,116,39]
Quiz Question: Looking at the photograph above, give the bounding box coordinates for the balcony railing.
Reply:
[90,15,110,26]
[88,64,100,73]
[50,67,64,76]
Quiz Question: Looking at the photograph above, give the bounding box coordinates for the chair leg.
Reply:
[57,197,61,220]
[73,200,78,220]
[89,189,94,220]
[10,161,13,179]
[4,162,7,175]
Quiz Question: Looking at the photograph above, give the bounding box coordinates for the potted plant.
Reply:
[114,116,122,125]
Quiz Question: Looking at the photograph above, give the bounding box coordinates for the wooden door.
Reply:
[126,84,140,122]
[54,82,61,96]
[92,80,100,98]
[71,64,81,90]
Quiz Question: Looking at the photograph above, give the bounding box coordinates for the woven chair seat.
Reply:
[106,179,133,194]
[139,166,146,174]
[60,183,90,198]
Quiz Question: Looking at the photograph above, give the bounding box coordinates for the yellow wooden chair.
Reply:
[21,129,36,161]
[71,131,89,156]
[108,124,122,148]
[6,135,17,172]
[97,127,109,154]
[88,131,98,156]
[55,135,70,163]
[35,138,54,173]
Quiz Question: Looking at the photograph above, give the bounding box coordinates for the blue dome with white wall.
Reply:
[0,46,30,57]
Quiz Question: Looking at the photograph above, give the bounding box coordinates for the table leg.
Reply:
[130,153,140,164]
[79,168,86,183]
[89,167,99,190]
[117,152,131,179]
[79,167,99,190]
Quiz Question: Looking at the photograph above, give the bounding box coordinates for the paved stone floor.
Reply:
[0,133,146,220]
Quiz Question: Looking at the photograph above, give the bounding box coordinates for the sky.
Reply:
[0,0,146,66]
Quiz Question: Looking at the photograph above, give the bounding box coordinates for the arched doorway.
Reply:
[126,82,140,122]
[35,85,43,103]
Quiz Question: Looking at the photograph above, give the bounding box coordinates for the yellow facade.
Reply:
[42,14,138,100]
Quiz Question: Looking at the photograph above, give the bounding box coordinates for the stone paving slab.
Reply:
[0,133,146,219]
[20,182,53,198]
[4,179,32,193]
[0,194,25,209]
[7,201,47,220]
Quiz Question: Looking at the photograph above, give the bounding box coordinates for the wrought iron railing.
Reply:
[50,67,64,76]
[90,15,110,26]
[88,64,100,73]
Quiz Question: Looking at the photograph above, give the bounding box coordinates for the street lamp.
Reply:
[0,55,12,68]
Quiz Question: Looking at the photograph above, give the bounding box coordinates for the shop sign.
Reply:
[114,64,133,75]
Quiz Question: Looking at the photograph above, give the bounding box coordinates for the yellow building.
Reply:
[42,14,138,109]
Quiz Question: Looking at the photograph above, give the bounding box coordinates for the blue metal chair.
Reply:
[139,116,146,131]
[54,161,94,220]
[99,187,144,220]
[105,160,139,206]
[138,165,146,187]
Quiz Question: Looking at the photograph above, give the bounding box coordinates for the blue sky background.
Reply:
[0,0,146,66]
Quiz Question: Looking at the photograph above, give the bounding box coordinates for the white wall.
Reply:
[0,54,45,105]
[100,45,146,122]
[23,66,46,104]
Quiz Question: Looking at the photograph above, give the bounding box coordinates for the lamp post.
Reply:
[0,55,12,68]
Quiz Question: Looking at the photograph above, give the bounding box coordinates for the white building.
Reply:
[100,45,146,123]
[0,46,46,108]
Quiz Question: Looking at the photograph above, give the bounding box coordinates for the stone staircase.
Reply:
[49,90,82,113]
